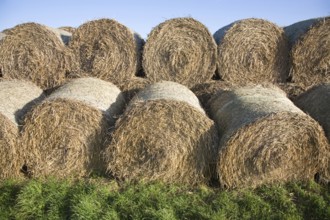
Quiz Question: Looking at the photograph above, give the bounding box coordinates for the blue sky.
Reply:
[0,0,329,38]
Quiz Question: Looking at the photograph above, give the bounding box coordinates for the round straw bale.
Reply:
[0,22,73,89]
[105,81,218,185]
[143,17,217,88]
[191,80,233,113]
[0,80,44,178]
[68,18,144,82]
[209,84,329,189]
[115,77,151,103]
[213,18,289,84]
[58,26,76,34]
[285,17,330,88]
[294,83,330,183]
[21,77,125,178]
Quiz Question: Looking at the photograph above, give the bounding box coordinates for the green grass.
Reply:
[0,178,328,220]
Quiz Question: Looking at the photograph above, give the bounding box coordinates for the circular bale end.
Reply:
[214,18,289,84]
[210,85,328,188]
[143,17,217,88]
[21,99,110,178]
[289,17,330,88]
[68,18,144,82]
[0,23,72,89]
[21,78,125,178]
[105,100,218,185]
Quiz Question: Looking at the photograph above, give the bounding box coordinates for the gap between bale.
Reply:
[209,84,329,189]
[143,17,217,88]
[285,17,330,89]
[115,77,151,103]
[58,26,76,34]
[0,80,44,178]
[20,77,125,178]
[191,80,233,115]
[104,81,219,185]
[0,22,75,90]
[68,18,144,83]
[213,18,290,85]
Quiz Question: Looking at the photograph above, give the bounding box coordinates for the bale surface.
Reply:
[47,77,125,124]
[213,18,289,84]
[0,80,44,178]
[294,83,330,183]
[20,78,125,178]
[286,17,330,89]
[130,81,205,113]
[105,100,218,185]
[0,23,74,89]
[69,18,144,83]
[143,17,217,88]
[209,84,329,188]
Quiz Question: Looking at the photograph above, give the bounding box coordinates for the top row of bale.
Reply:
[0,17,329,90]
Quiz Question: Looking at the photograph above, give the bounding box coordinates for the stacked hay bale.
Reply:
[0,22,74,90]
[0,80,44,178]
[285,17,330,89]
[105,81,219,185]
[213,18,289,85]
[209,84,329,189]
[143,18,217,88]
[20,77,125,178]
[68,19,144,83]
[295,83,330,183]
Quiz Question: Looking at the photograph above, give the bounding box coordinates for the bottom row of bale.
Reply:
[0,78,329,189]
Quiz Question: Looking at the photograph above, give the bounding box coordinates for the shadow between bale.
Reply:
[191,80,233,115]
[209,84,329,189]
